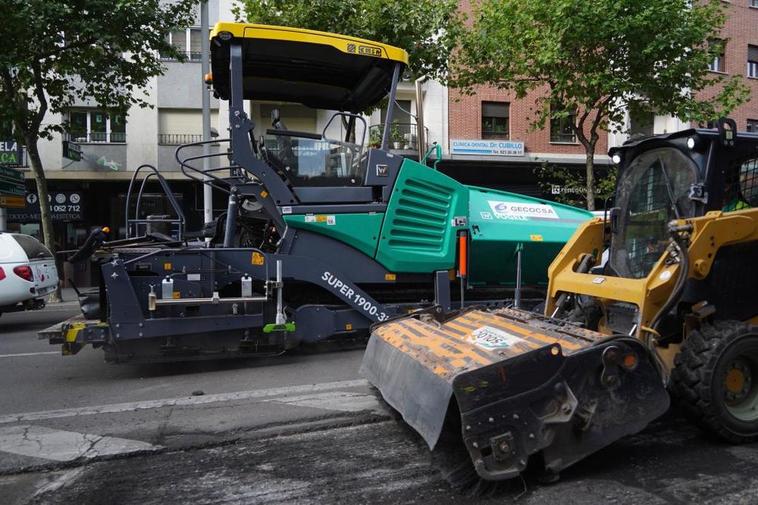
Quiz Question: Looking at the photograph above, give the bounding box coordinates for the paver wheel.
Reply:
[670,320,758,443]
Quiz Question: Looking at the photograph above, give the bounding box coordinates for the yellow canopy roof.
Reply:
[210,22,409,112]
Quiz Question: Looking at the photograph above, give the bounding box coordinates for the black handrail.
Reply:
[124,164,186,240]
[174,138,247,194]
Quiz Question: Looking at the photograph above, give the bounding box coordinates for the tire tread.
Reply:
[670,320,756,443]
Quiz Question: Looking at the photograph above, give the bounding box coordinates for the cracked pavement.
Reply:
[3,307,758,504]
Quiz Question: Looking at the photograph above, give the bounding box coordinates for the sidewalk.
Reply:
[45,287,80,309]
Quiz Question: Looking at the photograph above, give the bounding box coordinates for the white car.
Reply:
[0,232,59,314]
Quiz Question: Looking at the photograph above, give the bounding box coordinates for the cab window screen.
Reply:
[740,158,758,207]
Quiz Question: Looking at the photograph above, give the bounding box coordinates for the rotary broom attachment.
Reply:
[361,307,669,489]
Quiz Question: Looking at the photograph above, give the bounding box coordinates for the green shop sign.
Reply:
[0,140,23,166]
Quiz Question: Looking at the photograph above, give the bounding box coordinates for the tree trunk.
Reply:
[24,135,61,302]
[585,142,596,211]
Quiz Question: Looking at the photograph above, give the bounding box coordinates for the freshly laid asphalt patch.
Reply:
[9,411,758,505]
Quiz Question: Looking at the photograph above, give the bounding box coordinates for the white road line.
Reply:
[0,425,159,462]
[0,379,370,425]
[0,351,60,358]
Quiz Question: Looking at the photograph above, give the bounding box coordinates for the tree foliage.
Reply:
[536,163,617,208]
[235,0,460,81]
[452,0,750,209]
[0,0,196,258]
[0,0,196,139]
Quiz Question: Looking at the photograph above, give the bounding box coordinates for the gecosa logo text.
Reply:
[487,200,559,220]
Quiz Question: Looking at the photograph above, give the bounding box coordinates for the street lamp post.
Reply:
[201,0,212,229]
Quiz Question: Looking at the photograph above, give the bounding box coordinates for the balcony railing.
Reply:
[158,133,204,146]
[64,132,125,143]
[159,51,202,62]
[368,123,430,153]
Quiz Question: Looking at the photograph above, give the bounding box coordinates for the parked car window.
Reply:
[12,234,53,259]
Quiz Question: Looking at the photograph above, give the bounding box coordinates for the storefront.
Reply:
[6,178,209,287]
[437,139,612,207]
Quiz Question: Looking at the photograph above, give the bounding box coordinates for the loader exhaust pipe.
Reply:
[514,243,523,309]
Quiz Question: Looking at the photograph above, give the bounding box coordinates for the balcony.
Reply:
[158,133,205,146]
[159,51,202,62]
[368,123,430,156]
[63,132,125,144]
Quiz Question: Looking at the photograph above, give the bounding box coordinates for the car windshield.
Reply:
[262,135,366,186]
[610,147,698,279]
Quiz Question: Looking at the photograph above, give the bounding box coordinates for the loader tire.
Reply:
[670,320,758,443]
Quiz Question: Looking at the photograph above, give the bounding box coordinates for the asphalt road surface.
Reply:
[2,305,758,504]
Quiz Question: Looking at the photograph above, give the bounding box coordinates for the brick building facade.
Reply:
[698,0,758,132]
[441,0,758,201]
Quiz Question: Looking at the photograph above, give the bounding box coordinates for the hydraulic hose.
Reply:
[649,224,691,333]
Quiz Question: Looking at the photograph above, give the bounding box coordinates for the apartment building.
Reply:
[2,4,226,286]
[611,1,758,145]
[440,0,758,200]
[433,0,610,201]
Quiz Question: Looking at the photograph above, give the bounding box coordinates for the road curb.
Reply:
[0,412,392,478]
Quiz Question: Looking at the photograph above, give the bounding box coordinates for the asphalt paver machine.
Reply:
[42,23,591,363]
[363,119,758,493]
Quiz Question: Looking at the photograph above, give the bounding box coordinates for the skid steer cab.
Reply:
[41,23,591,363]
[363,119,758,493]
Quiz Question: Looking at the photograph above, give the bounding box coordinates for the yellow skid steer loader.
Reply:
[362,119,758,492]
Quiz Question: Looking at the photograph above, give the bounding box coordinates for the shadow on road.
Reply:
[0,308,80,333]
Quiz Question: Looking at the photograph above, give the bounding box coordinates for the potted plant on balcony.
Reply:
[391,123,403,150]
[369,127,382,148]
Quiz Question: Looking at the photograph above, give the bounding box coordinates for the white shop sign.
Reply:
[450,139,525,157]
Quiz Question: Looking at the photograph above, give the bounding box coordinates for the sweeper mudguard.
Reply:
[361,308,669,480]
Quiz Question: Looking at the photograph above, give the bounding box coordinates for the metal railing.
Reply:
[159,51,203,62]
[125,164,185,240]
[63,132,126,143]
[369,123,429,152]
[158,133,205,146]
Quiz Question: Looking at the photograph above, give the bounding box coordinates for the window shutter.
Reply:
[482,102,509,118]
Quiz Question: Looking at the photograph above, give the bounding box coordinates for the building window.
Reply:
[748,45,758,78]
[162,28,202,61]
[751,0,758,8]
[629,109,655,138]
[67,110,126,143]
[747,119,758,132]
[550,104,577,143]
[708,39,726,72]
[158,109,220,145]
[481,102,509,139]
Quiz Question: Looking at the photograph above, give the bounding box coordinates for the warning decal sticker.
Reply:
[470,326,525,350]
